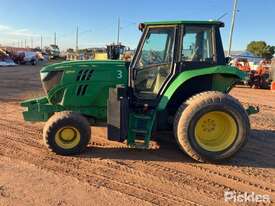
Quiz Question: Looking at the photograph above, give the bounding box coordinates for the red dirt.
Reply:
[0,65,274,206]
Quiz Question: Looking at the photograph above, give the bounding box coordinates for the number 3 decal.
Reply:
[117,70,123,79]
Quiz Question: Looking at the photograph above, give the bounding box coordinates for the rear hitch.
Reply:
[246,105,260,115]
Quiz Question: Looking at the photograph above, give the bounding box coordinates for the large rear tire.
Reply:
[43,111,91,155]
[174,91,250,162]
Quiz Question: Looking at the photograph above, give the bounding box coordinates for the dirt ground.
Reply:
[0,64,274,206]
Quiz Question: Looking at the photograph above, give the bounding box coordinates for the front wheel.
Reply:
[174,91,250,162]
[43,112,91,155]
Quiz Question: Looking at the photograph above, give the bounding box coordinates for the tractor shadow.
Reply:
[79,129,275,169]
[81,131,194,163]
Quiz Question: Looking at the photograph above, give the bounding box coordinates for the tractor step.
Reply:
[129,142,148,149]
[133,114,151,120]
[127,110,156,149]
[131,129,148,134]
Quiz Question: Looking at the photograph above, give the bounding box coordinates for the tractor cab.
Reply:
[129,21,226,106]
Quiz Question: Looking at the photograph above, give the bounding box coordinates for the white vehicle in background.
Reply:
[45,45,60,59]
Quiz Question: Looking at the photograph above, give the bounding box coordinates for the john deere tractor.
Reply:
[21,20,255,162]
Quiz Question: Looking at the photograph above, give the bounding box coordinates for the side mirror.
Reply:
[225,56,232,64]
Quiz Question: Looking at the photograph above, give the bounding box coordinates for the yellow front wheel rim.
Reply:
[55,126,80,149]
[194,111,238,152]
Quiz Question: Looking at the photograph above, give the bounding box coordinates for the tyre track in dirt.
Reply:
[186,164,275,193]
[133,155,275,202]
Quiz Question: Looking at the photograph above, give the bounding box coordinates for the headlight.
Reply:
[41,71,63,93]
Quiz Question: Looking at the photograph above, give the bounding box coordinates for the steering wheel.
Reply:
[149,50,162,64]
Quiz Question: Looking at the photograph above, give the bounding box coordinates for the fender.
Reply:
[157,65,245,111]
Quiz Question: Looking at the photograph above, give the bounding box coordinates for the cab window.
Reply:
[182,26,214,63]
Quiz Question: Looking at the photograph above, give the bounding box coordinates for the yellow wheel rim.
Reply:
[194,111,237,152]
[55,126,80,149]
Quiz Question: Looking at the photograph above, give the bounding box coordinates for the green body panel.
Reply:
[22,63,244,122]
[21,96,64,121]
[157,65,245,111]
[21,60,128,122]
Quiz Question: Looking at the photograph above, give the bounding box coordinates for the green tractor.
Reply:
[21,20,255,162]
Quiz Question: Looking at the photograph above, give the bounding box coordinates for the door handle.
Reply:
[148,73,155,79]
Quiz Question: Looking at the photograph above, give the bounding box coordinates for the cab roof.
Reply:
[143,20,224,27]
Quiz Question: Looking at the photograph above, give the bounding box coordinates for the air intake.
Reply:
[76,69,94,81]
[76,84,88,96]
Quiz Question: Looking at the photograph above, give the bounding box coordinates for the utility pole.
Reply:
[24,39,27,48]
[54,32,57,45]
[228,0,238,57]
[76,25,79,52]
[117,17,120,44]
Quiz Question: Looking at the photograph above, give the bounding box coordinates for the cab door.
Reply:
[132,26,177,102]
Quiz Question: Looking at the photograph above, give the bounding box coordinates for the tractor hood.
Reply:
[41,59,129,73]
[39,60,129,109]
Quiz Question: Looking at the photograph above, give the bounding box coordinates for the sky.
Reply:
[0,0,274,51]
